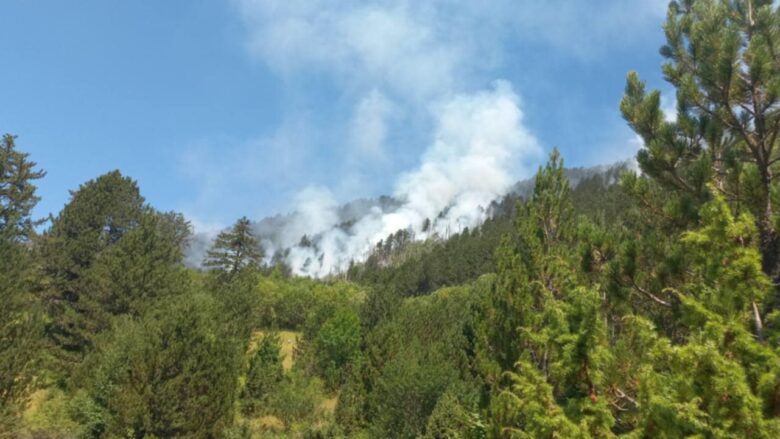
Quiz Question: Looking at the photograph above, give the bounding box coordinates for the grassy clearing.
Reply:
[249,330,299,371]
[243,329,339,436]
[318,396,338,417]
[23,388,48,421]
[19,387,83,437]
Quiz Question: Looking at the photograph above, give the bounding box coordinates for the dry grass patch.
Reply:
[249,330,299,371]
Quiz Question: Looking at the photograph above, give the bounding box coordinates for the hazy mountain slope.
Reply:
[185,161,631,279]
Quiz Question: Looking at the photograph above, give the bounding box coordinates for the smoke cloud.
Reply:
[264,80,542,277]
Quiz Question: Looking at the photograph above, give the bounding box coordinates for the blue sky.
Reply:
[1,0,672,230]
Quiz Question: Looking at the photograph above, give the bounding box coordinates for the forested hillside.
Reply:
[346,163,629,298]
[4,1,780,438]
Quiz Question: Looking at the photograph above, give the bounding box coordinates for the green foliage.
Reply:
[334,358,370,434]
[66,389,109,439]
[350,164,632,300]
[80,294,240,438]
[11,4,780,435]
[85,210,191,318]
[480,149,579,376]
[19,387,87,438]
[255,274,364,330]
[313,308,361,389]
[424,386,485,439]
[355,285,481,438]
[40,170,146,359]
[621,0,780,304]
[0,133,45,240]
[0,134,44,433]
[628,332,777,438]
[492,361,581,439]
[360,283,403,329]
[43,170,145,273]
[13,139,780,438]
[681,191,771,319]
[0,226,42,433]
[370,346,459,438]
[570,166,632,225]
[244,332,284,412]
[528,148,574,248]
[204,216,264,277]
[267,370,325,427]
[211,269,263,342]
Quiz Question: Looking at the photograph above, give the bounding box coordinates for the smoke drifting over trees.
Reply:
[280,82,541,276]
[187,82,542,277]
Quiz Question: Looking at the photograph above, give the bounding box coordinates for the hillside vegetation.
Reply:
[3,1,780,437]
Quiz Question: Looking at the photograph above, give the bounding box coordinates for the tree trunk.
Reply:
[757,165,780,312]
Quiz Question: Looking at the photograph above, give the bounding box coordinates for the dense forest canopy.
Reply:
[3,0,780,437]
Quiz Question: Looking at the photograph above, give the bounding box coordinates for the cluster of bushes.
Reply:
[0,141,365,436]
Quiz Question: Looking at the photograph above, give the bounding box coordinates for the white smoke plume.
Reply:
[265,80,542,277]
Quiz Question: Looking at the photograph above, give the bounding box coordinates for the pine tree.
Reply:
[0,134,44,433]
[481,149,576,374]
[313,308,362,389]
[204,216,263,276]
[82,294,240,437]
[529,148,574,250]
[0,240,41,434]
[621,0,780,308]
[40,170,145,359]
[480,150,605,436]
[211,267,262,343]
[681,190,771,334]
[0,134,46,240]
[492,361,581,439]
[86,210,191,318]
[244,332,284,413]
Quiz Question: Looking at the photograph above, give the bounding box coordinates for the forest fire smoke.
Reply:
[265,81,542,277]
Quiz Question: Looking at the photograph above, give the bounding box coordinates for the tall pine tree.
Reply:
[204,216,264,276]
[40,171,145,361]
[0,134,46,240]
[621,0,780,310]
[0,134,44,433]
